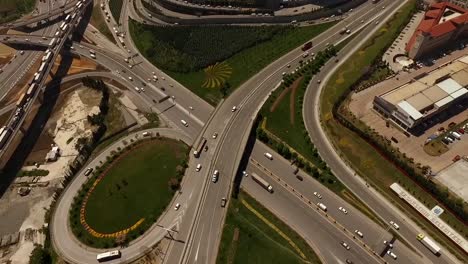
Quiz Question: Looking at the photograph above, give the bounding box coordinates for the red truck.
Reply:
[302,41,313,51]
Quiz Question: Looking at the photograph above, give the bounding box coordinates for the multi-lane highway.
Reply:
[1,0,462,263]
[0,0,91,160]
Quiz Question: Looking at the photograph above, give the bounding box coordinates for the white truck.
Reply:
[251,173,273,193]
[417,234,441,255]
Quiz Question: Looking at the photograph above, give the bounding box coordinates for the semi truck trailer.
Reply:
[251,173,273,193]
[417,234,441,255]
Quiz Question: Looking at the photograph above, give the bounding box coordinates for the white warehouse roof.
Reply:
[451,88,468,99]
[398,101,423,120]
[437,78,463,94]
[435,96,454,108]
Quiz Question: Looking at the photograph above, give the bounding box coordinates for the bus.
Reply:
[48,38,57,48]
[42,52,52,63]
[27,83,38,97]
[96,250,121,262]
[118,36,125,46]
[16,93,27,107]
[193,137,207,158]
[0,127,12,150]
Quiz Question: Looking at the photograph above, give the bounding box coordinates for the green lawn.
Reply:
[319,0,468,261]
[129,21,337,105]
[217,191,321,264]
[0,0,35,23]
[109,0,123,22]
[90,3,116,44]
[84,138,188,233]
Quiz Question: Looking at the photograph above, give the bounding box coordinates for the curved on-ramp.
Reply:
[51,128,192,264]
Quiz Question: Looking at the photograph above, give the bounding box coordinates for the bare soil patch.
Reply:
[270,86,291,112]
[289,77,303,125]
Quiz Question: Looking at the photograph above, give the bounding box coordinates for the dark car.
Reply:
[84,168,93,176]
[296,175,303,181]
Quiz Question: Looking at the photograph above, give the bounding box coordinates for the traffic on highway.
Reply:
[0,0,466,263]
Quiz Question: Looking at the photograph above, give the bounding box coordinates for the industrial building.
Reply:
[406,2,468,59]
[373,55,468,130]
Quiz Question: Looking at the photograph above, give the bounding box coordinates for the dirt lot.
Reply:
[0,86,101,263]
[349,50,468,173]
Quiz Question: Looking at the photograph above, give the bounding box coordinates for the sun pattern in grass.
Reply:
[202,62,232,89]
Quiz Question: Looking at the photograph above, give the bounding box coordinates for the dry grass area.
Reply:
[47,55,99,83]
[423,141,449,156]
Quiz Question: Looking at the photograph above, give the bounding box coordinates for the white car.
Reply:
[212,132,218,139]
[232,106,237,112]
[174,203,180,210]
[383,240,393,248]
[242,171,248,177]
[389,221,400,230]
[196,164,202,172]
[387,250,397,259]
[302,52,309,58]
[313,192,322,199]
[354,230,363,238]
[341,241,350,250]
[338,207,348,214]
[128,76,133,81]
[317,79,321,84]
[134,87,141,93]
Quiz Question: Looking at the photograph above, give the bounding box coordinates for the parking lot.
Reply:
[436,159,468,203]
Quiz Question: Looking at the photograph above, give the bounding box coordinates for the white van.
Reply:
[317,203,327,211]
[264,152,273,160]
[451,131,461,140]
[181,120,188,127]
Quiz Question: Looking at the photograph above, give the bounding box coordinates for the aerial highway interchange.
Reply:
[0,0,465,263]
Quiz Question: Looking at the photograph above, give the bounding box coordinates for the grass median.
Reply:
[257,53,386,228]
[319,0,468,261]
[109,0,123,22]
[217,191,322,264]
[90,2,116,44]
[129,21,337,105]
[69,137,189,248]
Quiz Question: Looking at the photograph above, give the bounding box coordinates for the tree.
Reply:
[29,246,51,264]
[220,82,231,97]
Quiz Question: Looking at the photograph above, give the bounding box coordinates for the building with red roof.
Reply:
[406,1,468,59]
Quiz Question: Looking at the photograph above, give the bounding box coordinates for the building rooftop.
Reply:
[379,55,468,121]
[406,2,468,53]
